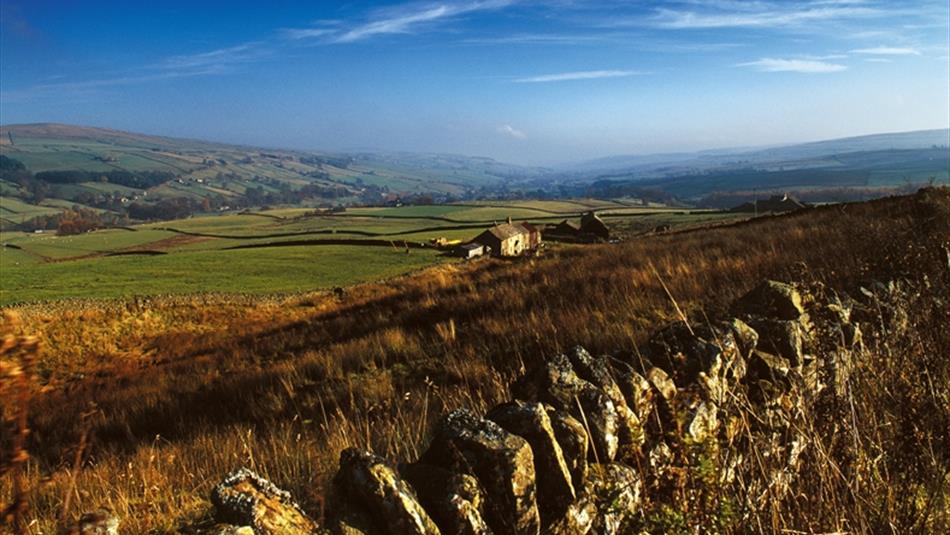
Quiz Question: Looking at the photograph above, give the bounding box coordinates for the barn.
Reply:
[554,220,581,235]
[580,211,610,240]
[473,218,541,257]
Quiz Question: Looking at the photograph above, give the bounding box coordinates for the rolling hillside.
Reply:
[2,124,948,230]
[0,124,545,230]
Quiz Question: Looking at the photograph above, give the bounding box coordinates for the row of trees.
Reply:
[22,207,131,234]
[33,169,175,189]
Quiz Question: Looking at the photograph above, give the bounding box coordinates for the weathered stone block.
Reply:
[401,463,491,535]
[422,409,540,535]
[514,354,619,462]
[211,468,318,535]
[487,400,575,523]
[545,407,588,491]
[335,448,440,535]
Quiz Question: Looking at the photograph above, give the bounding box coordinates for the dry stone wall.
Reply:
[80,279,871,534]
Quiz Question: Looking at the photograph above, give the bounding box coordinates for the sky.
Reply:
[1,1,949,165]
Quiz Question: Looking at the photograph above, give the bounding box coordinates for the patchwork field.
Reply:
[0,200,741,304]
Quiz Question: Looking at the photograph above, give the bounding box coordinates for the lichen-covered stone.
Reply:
[514,354,619,462]
[546,407,588,491]
[747,351,791,383]
[330,499,380,535]
[543,495,597,535]
[729,318,759,359]
[736,280,806,321]
[211,468,318,535]
[746,350,792,402]
[401,463,491,535]
[422,409,540,535]
[616,368,654,424]
[829,349,853,397]
[586,463,642,535]
[487,400,575,523]
[647,323,726,386]
[646,366,676,402]
[648,441,673,479]
[687,401,719,443]
[335,448,440,535]
[747,318,806,367]
[567,347,644,448]
[77,509,119,535]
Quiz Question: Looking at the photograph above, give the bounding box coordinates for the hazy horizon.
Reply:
[2,0,949,165]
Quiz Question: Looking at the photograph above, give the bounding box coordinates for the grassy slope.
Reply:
[1,189,946,532]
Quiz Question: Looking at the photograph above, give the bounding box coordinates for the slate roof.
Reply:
[729,194,809,213]
[483,222,531,241]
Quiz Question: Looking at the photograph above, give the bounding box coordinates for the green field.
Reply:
[0,245,445,303]
[0,198,743,304]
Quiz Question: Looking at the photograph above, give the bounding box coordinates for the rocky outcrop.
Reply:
[200,278,873,535]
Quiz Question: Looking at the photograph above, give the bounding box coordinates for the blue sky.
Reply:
[1,1,948,164]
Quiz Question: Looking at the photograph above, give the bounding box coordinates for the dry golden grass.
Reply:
[2,188,948,533]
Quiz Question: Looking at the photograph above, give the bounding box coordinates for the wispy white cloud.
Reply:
[157,42,269,72]
[3,41,269,102]
[865,58,893,63]
[799,53,849,60]
[514,70,643,83]
[463,33,612,46]
[649,3,880,29]
[737,57,848,73]
[284,1,515,44]
[462,33,746,54]
[498,124,527,139]
[281,28,336,40]
[850,46,921,55]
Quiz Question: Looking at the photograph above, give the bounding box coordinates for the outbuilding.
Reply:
[456,242,485,259]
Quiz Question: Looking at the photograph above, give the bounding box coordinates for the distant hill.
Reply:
[0,123,547,229]
[571,129,950,202]
[0,123,231,151]
[565,129,950,177]
[744,129,950,162]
